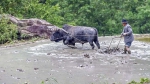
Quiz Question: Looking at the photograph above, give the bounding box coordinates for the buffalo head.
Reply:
[50,28,70,42]
[50,29,64,42]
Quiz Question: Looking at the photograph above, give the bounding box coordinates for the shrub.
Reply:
[0,14,17,44]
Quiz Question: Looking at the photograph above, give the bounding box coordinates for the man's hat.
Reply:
[122,19,128,23]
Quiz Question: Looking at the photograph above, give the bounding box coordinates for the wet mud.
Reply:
[0,36,150,84]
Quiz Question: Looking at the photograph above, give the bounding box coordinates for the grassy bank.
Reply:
[136,37,150,43]
[135,34,150,43]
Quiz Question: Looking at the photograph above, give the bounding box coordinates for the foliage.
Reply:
[0,15,17,44]
[0,0,63,26]
[0,0,150,44]
[128,78,150,84]
[49,0,150,35]
[0,6,3,14]
[41,81,45,84]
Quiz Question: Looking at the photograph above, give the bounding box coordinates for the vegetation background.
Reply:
[0,0,150,43]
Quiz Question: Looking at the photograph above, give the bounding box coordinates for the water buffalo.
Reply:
[50,24,100,49]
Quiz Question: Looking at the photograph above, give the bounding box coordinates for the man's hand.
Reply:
[120,33,127,37]
[123,33,127,36]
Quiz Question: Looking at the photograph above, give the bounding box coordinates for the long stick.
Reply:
[108,38,114,50]
[115,37,122,51]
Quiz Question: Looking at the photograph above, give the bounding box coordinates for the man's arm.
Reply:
[120,28,124,37]
[126,26,133,35]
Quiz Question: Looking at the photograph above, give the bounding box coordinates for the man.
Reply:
[121,19,134,54]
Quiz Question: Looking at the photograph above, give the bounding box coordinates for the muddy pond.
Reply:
[0,36,150,84]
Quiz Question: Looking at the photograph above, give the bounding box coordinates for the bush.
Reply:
[0,14,17,44]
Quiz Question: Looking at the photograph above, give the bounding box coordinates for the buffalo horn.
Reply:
[49,28,60,32]
[61,28,69,34]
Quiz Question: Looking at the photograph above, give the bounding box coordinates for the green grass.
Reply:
[136,37,150,43]
[128,78,150,84]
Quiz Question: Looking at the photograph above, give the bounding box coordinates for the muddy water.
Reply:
[0,36,150,84]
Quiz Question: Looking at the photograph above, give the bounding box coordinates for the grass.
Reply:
[128,78,150,84]
[136,37,150,43]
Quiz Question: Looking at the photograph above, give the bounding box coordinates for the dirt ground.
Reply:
[0,36,150,84]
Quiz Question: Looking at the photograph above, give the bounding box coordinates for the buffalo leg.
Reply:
[69,42,75,46]
[63,39,66,45]
[89,41,95,49]
[94,40,100,49]
[81,43,84,48]
[64,40,75,46]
